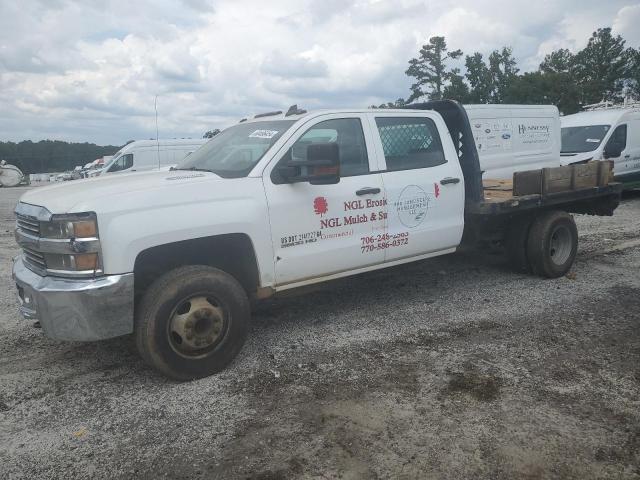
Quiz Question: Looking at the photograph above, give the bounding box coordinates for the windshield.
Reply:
[561,125,610,153]
[176,120,296,177]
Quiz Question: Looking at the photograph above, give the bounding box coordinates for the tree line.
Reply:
[0,140,122,174]
[375,27,640,114]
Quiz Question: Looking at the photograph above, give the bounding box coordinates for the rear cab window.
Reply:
[374,117,446,171]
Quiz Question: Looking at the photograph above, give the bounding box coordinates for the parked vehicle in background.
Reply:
[83,155,113,178]
[0,160,25,187]
[12,101,621,380]
[55,172,74,181]
[101,139,207,175]
[561,104,640,188]
[465,104,561,179]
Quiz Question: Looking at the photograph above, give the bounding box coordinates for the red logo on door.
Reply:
[313,196,328,216]
[434,182,440,198]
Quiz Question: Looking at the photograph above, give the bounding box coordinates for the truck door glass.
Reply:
[375,117,446,171]
[280,118,369,177]
[108,154,134,172]
[604,125,627,155]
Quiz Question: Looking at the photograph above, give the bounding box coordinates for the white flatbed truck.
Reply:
[13,101,622,379]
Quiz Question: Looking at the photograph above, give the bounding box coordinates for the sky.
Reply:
[0,0,639,146]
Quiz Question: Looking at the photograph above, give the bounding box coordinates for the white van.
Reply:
[102,139,207,175]
[561,107,640,187]
[464,104,561,179]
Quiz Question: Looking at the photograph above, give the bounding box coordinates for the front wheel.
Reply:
[135,265,249,380]
[526,211,578,278]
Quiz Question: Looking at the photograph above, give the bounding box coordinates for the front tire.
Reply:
[135,265,249,380]
[526,211,578,278]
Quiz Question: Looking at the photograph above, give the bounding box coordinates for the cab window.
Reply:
[108,154,134,172]
[281,118,369,177]
[375,117,446,171]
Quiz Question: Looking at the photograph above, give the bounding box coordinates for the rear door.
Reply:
[367,112,465,262]
[263,114,387,286]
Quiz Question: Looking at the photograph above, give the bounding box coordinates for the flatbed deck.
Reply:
[467,179,623,216]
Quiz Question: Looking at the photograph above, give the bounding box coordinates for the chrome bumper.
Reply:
[12,256,134,341]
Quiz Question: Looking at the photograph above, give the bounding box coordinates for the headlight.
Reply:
[36,212,101,277]
[40,213,98,239]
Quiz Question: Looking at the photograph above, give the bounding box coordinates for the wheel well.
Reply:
[134,234,260,299]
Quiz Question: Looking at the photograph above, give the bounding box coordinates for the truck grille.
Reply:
[16,214,40,236]
[22,246,47,272]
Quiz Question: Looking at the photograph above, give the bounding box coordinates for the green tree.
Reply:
[504,71,581,114]
[573,28,627,104]
[488,47,519,102]
[370,98,406,109]
[0,140,121,174]
[442,69,470,102]
[203,129,221,138]
[625,47,640,99]
[540,48,575,74]
[464,52,493,103]
[406,36,463,101]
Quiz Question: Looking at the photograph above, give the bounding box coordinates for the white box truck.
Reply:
[561,106,640,188]
[465,104,561,179]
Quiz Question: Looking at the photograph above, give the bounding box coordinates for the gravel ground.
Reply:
[0,185,639,479]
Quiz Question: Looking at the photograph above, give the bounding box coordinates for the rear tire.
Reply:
[504,216,533,273]
[526,211,578,278]
[135,265,249,380]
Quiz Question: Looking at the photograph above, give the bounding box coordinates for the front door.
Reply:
[264,114,387,286]
[368,112,465,262]
[607,120,640,180]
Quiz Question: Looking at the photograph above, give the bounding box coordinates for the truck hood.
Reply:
[560,151,598,164]
[19,170,224,214]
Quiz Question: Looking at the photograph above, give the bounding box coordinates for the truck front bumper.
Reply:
[12,256,134,341]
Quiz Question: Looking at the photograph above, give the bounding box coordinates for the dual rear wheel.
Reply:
[505,210,578,278]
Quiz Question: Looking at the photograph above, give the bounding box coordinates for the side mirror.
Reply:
[603,143,622,159]
[277,142,340,185]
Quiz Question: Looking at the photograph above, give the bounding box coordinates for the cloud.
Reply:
[0,0,637,144]
[613,4,640,47]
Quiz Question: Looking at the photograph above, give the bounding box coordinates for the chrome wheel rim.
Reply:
[549,225,572,266]
[167,295,227,357]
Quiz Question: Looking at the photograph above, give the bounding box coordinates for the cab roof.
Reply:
[561,108,640,127]
[239,108,436,124]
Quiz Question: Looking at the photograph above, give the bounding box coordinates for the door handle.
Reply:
[440,177,460,185]
[356,187,381,196]
[624,154,630,158]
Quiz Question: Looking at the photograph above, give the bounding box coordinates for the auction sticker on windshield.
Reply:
[249,130,279,139]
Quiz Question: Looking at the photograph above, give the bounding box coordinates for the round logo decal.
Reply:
[395,185,430,228]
